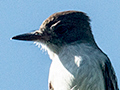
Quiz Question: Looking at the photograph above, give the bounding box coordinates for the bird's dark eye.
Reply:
[54,25,68,35]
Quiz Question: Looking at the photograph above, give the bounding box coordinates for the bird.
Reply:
[11,10,119,90]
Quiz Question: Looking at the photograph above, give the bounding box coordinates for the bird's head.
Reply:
[12,11,95,53]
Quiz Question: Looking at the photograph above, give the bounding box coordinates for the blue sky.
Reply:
[0,0,120,90]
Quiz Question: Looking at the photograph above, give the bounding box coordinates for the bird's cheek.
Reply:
[40,35,51,41]
[38,33,52,42]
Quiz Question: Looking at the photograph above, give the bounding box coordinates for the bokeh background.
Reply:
[0,0,120,90]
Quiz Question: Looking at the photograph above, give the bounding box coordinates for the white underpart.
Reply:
[34,42,106,90]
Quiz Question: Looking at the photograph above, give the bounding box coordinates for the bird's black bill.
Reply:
[11,33,40,41]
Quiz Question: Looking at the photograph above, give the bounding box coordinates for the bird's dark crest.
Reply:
[43,10,91,28]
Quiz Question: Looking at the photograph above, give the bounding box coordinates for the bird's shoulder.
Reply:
[99,55,119,90]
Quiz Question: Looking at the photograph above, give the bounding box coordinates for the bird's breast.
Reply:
[48,43,106,90]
